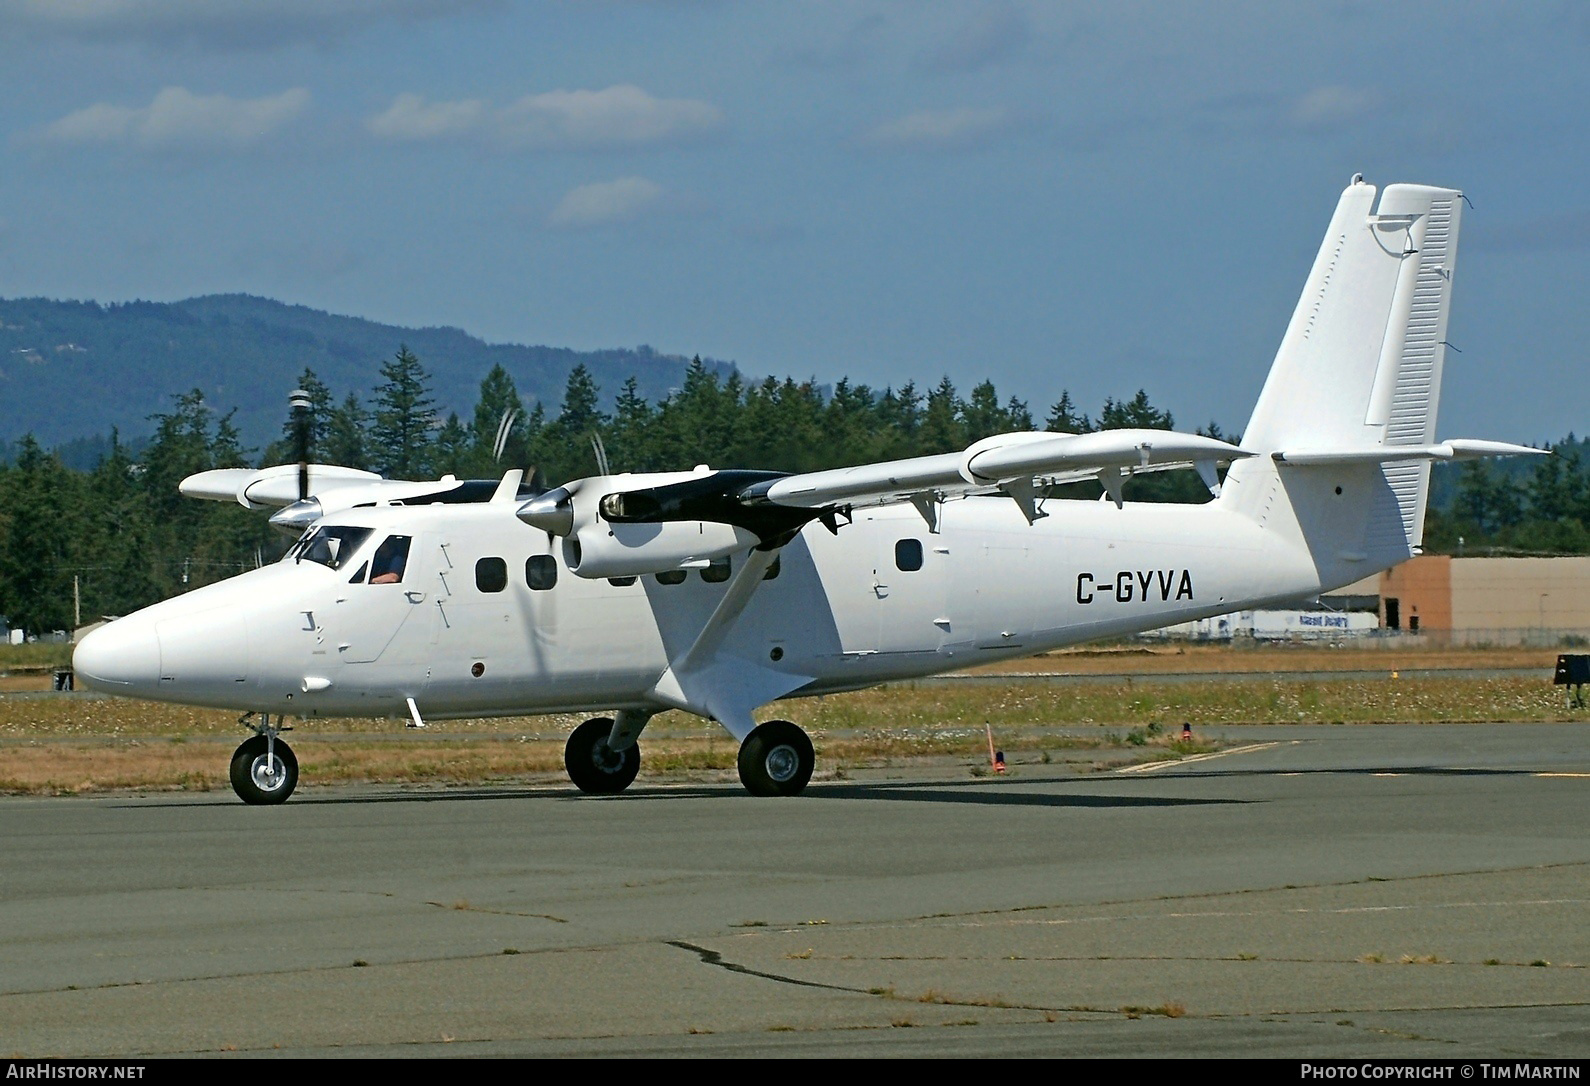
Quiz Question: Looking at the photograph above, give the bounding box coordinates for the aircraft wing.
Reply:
[525,429,1256,559]
[742,428,1251,511]
[180,464,482,533]
[180,464,386,508]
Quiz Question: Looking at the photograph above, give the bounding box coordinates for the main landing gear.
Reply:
[737,720,815,797]
[563,715,815,797]
[564,717,642,795]
[230,713,298,805]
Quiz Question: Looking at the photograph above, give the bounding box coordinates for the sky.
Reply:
[0,0,1585,445]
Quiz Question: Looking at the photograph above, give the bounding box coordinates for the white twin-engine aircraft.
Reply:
[74,177,1541,804]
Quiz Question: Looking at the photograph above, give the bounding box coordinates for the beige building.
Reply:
[1372,555,1590,644]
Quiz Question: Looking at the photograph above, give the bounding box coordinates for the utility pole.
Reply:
[73,575,81,629]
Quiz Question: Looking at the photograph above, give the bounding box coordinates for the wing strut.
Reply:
[647,546,810,740]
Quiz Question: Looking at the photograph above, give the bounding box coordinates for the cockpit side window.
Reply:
[290,525,373,571]
[369,535,413,584]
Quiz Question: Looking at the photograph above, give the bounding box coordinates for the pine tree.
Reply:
[432,413,471,477]
[1044,390,1090,433]
[962,380,1006,443]
[919,377,965,454]
[265,368,332,466]
[469,364,527,474]
[555,363,605,438]
[82,431,156,619]
[1099,389,1172,431]
[0,437,80,633]
[324,394,371,471]
[370,345,437,479]
[606,376,655,472]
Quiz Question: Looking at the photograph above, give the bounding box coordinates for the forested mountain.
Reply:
[0,294,732,450]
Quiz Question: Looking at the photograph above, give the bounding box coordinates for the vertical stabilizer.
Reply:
[1241,177,1462,460]
[1224,178,1463,580]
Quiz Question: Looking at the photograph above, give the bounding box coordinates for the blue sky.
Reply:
[0,1,1585,444]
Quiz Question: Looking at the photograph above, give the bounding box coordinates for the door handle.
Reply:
[405,591,427,603]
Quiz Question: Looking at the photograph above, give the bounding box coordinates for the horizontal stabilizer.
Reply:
[1272,439,1545,466]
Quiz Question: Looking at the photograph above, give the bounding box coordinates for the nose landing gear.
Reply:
[230,713,299,805]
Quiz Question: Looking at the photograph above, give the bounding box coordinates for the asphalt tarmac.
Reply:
[2,721,1587,1058]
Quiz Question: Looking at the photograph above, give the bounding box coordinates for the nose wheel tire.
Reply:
[737,720,814,796]
[565,717,641,795]
[229,734,299,805]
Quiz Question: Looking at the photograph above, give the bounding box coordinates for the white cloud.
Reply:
[366,93,487,142]
[1290,85,1379,130]
[549,177,664,230]
[367,85,724,151]
[498,85,723,150]
[0,0,492,49]
[863,106,1013,150]
[42,86,310,150]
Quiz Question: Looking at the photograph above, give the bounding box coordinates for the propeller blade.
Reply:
[289,388,312,502]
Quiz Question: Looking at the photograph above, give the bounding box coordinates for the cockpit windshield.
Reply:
[287,525,373,571]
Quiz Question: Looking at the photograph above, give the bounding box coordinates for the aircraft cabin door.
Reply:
[972,537,1035,652]
[872,529,948,657]
[335,532,430,664]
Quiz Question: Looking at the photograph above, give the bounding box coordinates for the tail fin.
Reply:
[1222,177,1467,585]
[1241,176,1463,458]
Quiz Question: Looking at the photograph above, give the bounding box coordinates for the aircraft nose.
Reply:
[73,618,160,691]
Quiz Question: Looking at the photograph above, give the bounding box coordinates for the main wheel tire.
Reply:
[737,720,814,797]
[565,717,641,795]
[229,735,299,805]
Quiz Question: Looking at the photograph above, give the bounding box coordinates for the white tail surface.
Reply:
[1224,177,1465,586]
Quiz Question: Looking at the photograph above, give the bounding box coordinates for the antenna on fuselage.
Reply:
[591,433,611,476]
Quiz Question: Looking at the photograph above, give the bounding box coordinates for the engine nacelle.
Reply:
[563,519,758,579]
[517,469,762,579]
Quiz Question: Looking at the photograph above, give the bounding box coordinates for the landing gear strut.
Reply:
[565,717,641,795]
[737,720,814,796]
[230,713,298,805]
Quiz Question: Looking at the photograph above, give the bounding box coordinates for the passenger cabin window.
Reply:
[764,556,781,580]
[526,554,557,591]
[369,535,412,584]
[655,569,687,585]
[476,557,507,593]
[895,538,924,572]
[291,525,372,571]
[701,557,731,583]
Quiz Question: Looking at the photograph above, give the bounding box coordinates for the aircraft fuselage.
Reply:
[75,493,1320,722]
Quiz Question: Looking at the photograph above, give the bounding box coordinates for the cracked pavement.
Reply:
[2,722,1587,1057]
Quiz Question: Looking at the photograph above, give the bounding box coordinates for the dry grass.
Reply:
[963,643,1558,676]
[0,644,1578,797]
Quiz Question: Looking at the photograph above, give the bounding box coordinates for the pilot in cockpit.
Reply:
[369,535,411,584]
